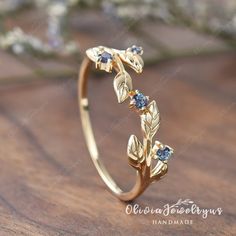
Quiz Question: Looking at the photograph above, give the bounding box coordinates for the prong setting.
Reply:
[154,141,174,163]
[129,90,149,112]
[95,48,113,72]
[127,45,143,55]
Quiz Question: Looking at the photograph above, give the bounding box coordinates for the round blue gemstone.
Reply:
[131,46,142,54]
[100,51,113,63]
[133,93,148,109]
[157,147,171,161]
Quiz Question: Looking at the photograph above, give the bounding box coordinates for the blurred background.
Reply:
[0,1,235,235]
[0,0,235,82]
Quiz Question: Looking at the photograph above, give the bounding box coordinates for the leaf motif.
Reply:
[119,52,144,73]
[171,199,194,207]
[141,101,160,139]
[150,162,168,181]
[127,135,144,168]
[113,71,132,103]
[182,199,194,205]
[171,199,182,208]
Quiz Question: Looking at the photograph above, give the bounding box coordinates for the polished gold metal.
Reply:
[78,45,174,201]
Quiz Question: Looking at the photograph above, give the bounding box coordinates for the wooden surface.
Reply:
[0,52,236,236]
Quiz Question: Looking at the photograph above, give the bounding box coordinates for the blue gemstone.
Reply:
[100,51,113,63]
[157,147,172,161]
[133,93,148,109]
[131,46,142,54]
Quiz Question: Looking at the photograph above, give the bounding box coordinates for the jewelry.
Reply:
[78,45,174,201]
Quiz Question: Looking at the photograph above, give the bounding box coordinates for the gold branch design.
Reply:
[87,45,173,182]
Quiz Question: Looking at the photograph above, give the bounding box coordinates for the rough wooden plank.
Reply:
[0,53,235,235]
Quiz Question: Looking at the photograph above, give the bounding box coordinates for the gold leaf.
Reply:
[113,71,132,103]
[127,135,144,168]
[119,52,144,74]
[125,53,144,73]
[151,163,168,182]
[141,100,160,139]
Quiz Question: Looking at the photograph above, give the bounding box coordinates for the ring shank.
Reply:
[78,57,148,201]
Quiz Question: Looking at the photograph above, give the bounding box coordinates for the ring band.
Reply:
[78,45,174,201]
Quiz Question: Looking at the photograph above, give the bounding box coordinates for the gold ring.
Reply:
[78,45,174,201]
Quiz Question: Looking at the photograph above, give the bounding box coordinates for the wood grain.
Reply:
[0,53,235,235]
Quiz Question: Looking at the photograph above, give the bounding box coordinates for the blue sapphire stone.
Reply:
[157,147,172,161]
[100,51,113,63]
[133,93,148,109]
[131,46,142,54]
